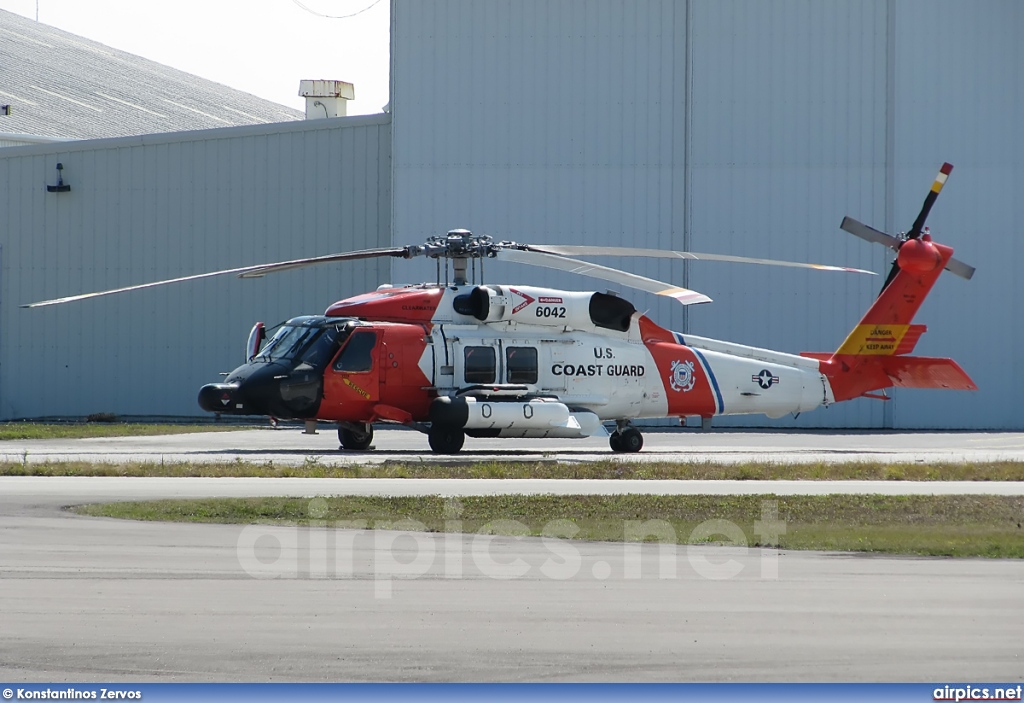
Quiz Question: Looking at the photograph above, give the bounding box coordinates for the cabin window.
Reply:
[333,331,377,373]
[463,346,496,384]
[505,346,538,384]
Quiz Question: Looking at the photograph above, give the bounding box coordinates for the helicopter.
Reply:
[25,163,976,454]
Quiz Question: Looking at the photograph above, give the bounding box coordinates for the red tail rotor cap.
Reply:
[897,238,942,273]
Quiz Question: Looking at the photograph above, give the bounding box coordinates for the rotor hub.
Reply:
[897,237,942,274]
[416,230,502,261]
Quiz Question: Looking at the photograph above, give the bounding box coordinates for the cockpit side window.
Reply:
[333,331,377,373]
[297,327,340,370]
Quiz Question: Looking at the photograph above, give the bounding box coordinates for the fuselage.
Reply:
[198,283,835,431]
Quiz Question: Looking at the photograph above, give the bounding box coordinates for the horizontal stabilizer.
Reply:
[880,356,976,391]
[809,352,976,401]
[893,325,927,355]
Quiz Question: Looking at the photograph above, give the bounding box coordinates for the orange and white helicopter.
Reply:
[26,164,976,453]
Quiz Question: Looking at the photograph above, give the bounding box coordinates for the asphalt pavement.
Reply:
[2,428,1023,682]
[2,426,1024,465]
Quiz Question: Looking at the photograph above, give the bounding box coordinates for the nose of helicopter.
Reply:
[198,362,281,416]
[197,361,323,419]
[197,382,245,414]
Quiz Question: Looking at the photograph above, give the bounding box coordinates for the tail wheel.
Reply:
[428,425,466,454]
[339,423,374,451]
[610,427,643,453]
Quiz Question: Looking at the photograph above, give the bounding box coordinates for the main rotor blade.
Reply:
[908,162,953,239]
[22,246,410,308]
[235,247,411,278]
[528,244,875,275]
[840,217,901,251]
[495,249,712,306]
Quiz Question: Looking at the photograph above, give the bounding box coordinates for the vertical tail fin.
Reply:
[800,163,976,402]
[817,237,976,401]
[833,237,952,357]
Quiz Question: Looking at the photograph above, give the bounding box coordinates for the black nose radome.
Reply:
[198,383,244,414]
[198,361,323,419]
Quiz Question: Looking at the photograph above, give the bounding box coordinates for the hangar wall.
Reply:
[390,0,1022,429]
[887,0,1023,429]
[0,115,391,419]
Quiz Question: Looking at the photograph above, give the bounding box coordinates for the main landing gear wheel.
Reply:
[610,427,643,453]
[428,425,465,454]
[338,423,374,451]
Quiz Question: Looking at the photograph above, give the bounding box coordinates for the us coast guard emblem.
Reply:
[669,359,696,392]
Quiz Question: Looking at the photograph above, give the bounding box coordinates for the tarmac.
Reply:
[1,428,1022,682]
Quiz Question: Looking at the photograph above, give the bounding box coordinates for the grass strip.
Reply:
[0,423,244,441]
[74,494,1024,558]
[4,458,1024,481]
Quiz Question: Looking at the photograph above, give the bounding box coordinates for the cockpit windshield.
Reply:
[254,317,352,368]
[256,325,320,361]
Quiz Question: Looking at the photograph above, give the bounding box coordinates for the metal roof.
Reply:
[0,8,303,140]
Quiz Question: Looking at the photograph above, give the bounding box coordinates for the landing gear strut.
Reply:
[609,423,643,453]
[338,422,374,451]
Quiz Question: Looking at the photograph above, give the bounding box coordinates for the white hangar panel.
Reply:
[0,115,391,419]
[391,0,691,334]
[390,0,1017,428]
[886,0,1024,429]
[685,0,892,428]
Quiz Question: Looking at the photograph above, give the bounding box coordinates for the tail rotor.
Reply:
[840,162,975,293]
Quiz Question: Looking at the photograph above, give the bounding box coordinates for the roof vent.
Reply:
[299,80,354,120]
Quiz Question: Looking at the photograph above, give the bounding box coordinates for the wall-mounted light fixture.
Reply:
[46,162,70,193]
[0,105,11,116]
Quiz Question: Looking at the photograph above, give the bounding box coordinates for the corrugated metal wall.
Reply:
[0,115,391,419]
[888,0,1023,429]
[391,0,1023,429]
[390,0,693,355]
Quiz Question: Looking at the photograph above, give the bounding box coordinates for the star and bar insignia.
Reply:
[753,369,779,390]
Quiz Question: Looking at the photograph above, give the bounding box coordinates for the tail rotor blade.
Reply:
[908,162,953,239]
[842,163,971,293]
[945,257,976,280]
[840,217,901,251]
